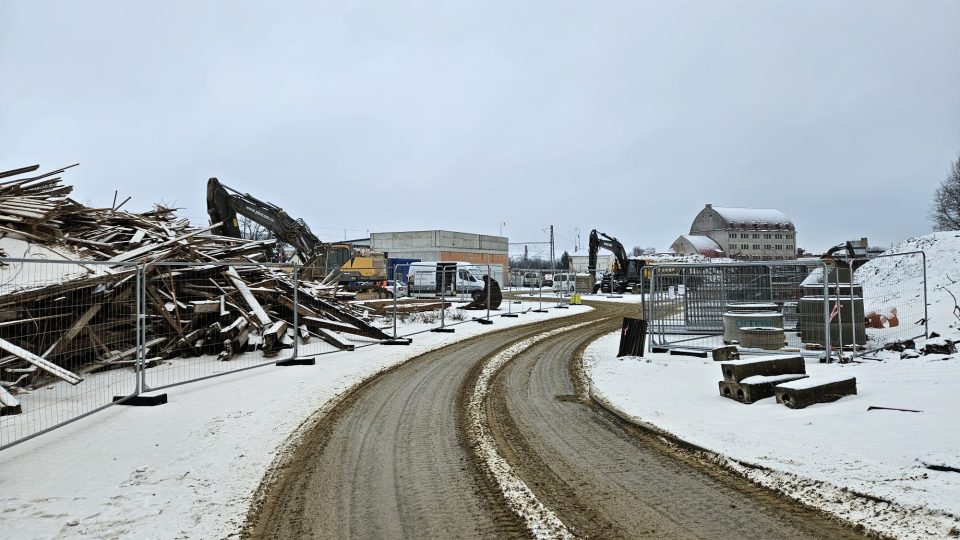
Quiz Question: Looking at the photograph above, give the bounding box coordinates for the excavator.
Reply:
[588,229,646,293]
[206,178,384,289]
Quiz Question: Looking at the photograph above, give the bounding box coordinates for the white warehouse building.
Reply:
[671,204,798,261]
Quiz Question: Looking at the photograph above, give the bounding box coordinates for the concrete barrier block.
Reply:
[737,374,809,404]
[774,375,857,409]
[712,345,740,362]
[719,354,805,382]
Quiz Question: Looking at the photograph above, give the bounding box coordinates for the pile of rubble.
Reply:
[0,164,388,406]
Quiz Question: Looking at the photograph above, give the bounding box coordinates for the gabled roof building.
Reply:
[671,204,797,261]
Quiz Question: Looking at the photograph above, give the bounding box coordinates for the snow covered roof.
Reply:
[672,235,725,258]
[703,205,794,230]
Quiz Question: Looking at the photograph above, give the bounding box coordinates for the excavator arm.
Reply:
[207,178,324,263]
[587,229,629,279]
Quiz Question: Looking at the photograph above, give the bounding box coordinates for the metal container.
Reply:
[740,327,786,350]
[797,296,866,346]
[723,311,785,344]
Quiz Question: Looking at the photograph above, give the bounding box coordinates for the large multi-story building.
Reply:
[671,204,797,261]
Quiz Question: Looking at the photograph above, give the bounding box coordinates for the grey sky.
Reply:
[2,1,958,257]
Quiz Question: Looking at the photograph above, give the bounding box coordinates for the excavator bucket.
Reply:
[464,276,502,310]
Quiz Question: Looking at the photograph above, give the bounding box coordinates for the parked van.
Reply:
[406,262,486,298]
[522,271,541,288]
[552,272,576,293]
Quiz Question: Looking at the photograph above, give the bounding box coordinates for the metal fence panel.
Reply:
[141,262,301,391]
[853,251,928,355]
[0,258,140,450]
[648,260,835,358]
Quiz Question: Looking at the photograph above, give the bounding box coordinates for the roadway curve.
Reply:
[244,300,860,539]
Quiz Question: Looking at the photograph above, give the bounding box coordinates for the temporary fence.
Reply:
[850,251,928,357]
[0,259,528,450]
[648,260,836,357]
[646,256,928,359]
[0,258,141,450]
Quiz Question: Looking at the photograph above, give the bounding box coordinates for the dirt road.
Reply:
[245,300,860,539]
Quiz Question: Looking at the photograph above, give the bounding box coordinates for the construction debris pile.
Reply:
[0,164,389,406]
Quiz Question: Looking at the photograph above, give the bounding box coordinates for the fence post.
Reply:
[292,265,300,359]
[821,261,832,362]
[486,264,492,322]
[135,264,143,396]
[392,264,399,339]
[140,262,150,392]
[441,268,447,329]
[922,251,929,339]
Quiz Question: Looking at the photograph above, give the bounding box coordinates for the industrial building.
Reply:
[371,230,509,283]
[671,204,797,261]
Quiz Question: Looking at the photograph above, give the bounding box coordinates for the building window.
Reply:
[764,234,771,239]
[775,234,783,239]
[764,244,771,249]
[753,244,760,250]
[752,233,759,239]
[741,233,748,239]
[775,244,783,250]
[741,244,749,249]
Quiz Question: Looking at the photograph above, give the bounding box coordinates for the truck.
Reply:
[406,262,487,298]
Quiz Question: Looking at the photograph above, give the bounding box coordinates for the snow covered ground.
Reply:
[0,302,591,539]
[584,232,960,539]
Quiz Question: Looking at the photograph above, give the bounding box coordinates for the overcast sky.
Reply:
[2,1,958,257]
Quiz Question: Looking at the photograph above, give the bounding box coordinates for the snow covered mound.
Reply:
[856,232,960,339]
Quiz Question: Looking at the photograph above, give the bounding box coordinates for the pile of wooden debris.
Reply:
[0,164,388,409]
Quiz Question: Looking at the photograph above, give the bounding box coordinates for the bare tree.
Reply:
[631,246,643,256]
[238,216,273,241]
[930,153,960,231]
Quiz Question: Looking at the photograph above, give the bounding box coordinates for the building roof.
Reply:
[674,234,725,257]
[709,205,793,229]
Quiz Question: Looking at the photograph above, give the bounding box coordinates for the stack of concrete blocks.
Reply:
[717,353,857,408]
[718,355,808,404]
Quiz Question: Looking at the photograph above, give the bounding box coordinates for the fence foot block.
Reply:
[474,318,494,325]
[431,328,456,333]
[113,394,168,407]
[276,358,316,366]
[669,348,709,358]
[555,306,569,309]
[532,309,549,313]
[501,313,520,318]
[382,338,413,345]
[651,346,669,354]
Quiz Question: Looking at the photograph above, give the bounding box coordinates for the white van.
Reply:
[552,272,576,293]
[406,262,487,298]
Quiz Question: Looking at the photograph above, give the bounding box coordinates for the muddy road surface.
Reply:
[245,300,860,539]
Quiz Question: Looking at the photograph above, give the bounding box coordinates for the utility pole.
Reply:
[549,225,555,274]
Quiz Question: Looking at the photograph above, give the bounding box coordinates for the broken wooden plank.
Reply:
[314,328,356,351]
[0,385,21,416]
[226,266,271,326]
[0,336,83,385]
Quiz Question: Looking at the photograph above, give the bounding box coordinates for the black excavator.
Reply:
[206,178,361,282]
[588,229,646,293]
